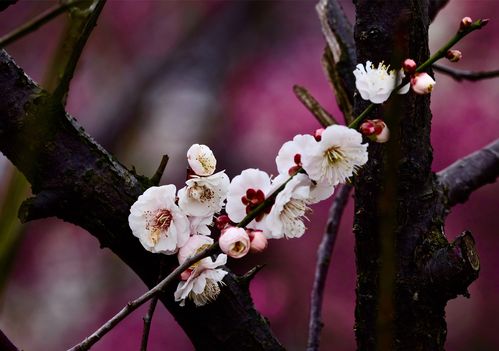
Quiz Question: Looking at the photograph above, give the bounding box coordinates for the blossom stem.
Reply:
[236,170,302,229]
[348,103,375,129]
[416,18,489,73]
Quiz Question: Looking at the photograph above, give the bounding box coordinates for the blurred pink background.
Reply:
[0,1,497,350]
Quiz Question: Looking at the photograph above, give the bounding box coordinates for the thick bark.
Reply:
[352,1,479,350]
[0,50,283,350]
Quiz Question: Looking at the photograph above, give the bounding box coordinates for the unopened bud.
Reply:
[402,59,417,74]
[446,49,462,62]
[215,214,231,230]
[180,269,193,281]
[247,230,268,253]
[460,17,472,30]
[359,119,390,143]
[314,128,325,141]
[410,72,435,95]
[219,227,250,259]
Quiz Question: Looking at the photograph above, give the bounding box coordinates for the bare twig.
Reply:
[293,85,337,126]
[429,0,450,22]
[52,0,107,105]
[307,184,352,351]
[433,63,499,82]
[0,1,86,48]
[437,139,499,207]
[0,329,19,351]
[67,244,219,351]
[150,155,169,186]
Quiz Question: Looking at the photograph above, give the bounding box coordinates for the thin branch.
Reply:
[428,0,450,22]
[0,329,20,351]
[433,63,499,82]
[52,0,107,105]
[307,184,352,351]
[0,1,85,48]
[67,244,219,351]
[437,139,499,207]
[293,85,337,126]
[150,154,169,186]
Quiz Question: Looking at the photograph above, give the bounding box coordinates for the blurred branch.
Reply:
[0,329,19,351]
[437,139,499,207]
[316,0,356,123]
[52,0,107,105]
[433,63,499,81]
[67,244,219,351]
[150,155,169,186]
[0,1,86,48]
[0,0,17,12]
[293,85,338,126]
[307,184,352,351]
[429,0,450,22]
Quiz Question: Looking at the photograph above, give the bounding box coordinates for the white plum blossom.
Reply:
[266,174,311,239]
[302,125,368,186]
[225,168,272,231]
[128,185,190,254]
[276,134,317,176]
[187,144,217,176]
[177,235,214,265]
[188,215,213,236]
[219,227,250,258]
[353,61,409,104]
[174,253,228,307]
[178,171,230,217]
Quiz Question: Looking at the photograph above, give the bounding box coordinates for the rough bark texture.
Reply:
[0,50,283,351]
[352,1,479,350]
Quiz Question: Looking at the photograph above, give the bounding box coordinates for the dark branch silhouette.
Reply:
[438,139,499,207]
[433,63,499,81]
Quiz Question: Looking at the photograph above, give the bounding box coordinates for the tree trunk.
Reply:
[352,1,479,350]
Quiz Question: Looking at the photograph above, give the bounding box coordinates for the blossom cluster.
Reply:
[128,125,368,307]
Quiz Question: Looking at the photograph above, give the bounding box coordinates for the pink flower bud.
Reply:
[359,119,389,143]
[180,269,193,281]
[314,128,324,141]
[248,230,268,253]
[410,72,435,95]
[219,227,250,259]
[215,214,231,230]
[402,59,417,74]
[460,17,472,30]
[445,49,462,62]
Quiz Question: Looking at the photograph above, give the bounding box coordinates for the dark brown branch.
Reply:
[429,0,450,22]
[293,85,338,126]
[316,0,356,122]
[437,139,499,207]
[307,184,352,351]
[0,329,19,351]
[433,63,499,82]
[140,295,159,351]
[150,155,169,186]
[0,49,283,350]
[0,0,16,12]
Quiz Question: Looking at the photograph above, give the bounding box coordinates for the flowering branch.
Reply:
[293,85,338,126]
[437,139,499,207]
[433,63,499,82]
[416,18,489,73]
[66,243,219,351]
[0,0,87,48]
[307,184,352,351]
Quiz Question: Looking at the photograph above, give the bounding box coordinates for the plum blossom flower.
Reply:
[177,235,214,265]
[353,61,409,104]
[266,174,311,239]
[276,134,317,176]
[225,168,272,230]
[302,125,368,186]
[128,185,190,254]
[411,72,435,95]
[174,253,227,307]
[187,144,217,176]
[178,171,230,217]
[188,215,213,236]
[360,119,390,143]
[219,227,250,258]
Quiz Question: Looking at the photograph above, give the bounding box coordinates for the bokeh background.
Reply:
[0,1,498,350]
